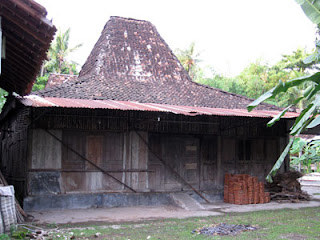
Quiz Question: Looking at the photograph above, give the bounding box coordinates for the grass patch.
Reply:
[20,207,320,239]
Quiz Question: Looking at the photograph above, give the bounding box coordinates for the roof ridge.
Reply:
[49,73,78,77]
[110,16,153,24]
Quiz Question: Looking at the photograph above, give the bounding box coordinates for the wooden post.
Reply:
[217,136,222,186]
[0,16,2,75]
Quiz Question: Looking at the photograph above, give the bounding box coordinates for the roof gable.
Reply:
[35,16,279,111]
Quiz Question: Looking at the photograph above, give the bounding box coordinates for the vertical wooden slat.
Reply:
[31,129,62,169]
[129,131,148,191]
[200,137,218,190]
[86,135,103,170]
[62,131,85,169]
[138,131,148,190]
[148,134,164,191]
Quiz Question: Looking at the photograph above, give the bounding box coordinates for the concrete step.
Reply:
[170,192,205,211]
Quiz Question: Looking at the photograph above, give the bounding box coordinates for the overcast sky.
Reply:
[36,0,317,76]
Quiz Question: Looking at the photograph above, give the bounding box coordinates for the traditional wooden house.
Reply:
[0,16,297,211]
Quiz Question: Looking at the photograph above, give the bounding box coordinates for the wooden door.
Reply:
[182,138,199,188]
[162,135,200,191]
[200,137,218,190]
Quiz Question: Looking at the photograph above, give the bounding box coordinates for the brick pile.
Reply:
[224,174,270,205]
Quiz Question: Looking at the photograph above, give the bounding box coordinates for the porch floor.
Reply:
[26,185,320,224]
[27,199,320,224]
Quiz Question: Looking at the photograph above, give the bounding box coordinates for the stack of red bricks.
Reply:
[224,174,270,205]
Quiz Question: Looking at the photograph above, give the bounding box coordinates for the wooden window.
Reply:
[238,139,251,161]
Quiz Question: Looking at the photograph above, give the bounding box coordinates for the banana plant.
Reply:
[248,0,320,182]
[291,140,320,173]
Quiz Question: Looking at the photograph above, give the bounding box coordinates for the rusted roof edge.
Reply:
[19,95,299,119]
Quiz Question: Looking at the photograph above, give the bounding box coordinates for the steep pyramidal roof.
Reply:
[36,16,278,110]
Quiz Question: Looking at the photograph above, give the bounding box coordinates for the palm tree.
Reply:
[175,42,202,80]
[44,28,82,74]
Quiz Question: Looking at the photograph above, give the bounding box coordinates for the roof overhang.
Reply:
[19,95,299,119]
[0,0,56,96]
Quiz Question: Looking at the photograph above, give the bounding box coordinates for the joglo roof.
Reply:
[34,16,280,112]
[22,16,296,120]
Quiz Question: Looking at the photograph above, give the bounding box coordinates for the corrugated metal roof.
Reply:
[20,95,299,119]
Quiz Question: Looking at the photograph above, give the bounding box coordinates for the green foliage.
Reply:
[291,138,320,173]
[45,28,82,74]
[237,59,269,99]
[296,0,320,25]
[290,137,307,154]
[11,230,29,239]
[196,48,316,111]
[0,89,8,110]
[266,138,295,182]
[42,207,320,240]
[175,42,202,81]
[248,2,320,182]
[31,27,81,92]
[32,75,49,91]
[248,72,320,181]
[0,234,10,240]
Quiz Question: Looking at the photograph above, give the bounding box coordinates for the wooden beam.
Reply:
[2,21,44,49]
[5,39,38,64]
[29,169,155,173]
[5,54,35,79]
[3,0,54,28]
[1,3,53,44]
[0,16,2,75]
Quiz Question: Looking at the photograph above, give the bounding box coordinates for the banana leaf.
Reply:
[247,72,320,112]
[295,0,320,25]
[266,138,295,183]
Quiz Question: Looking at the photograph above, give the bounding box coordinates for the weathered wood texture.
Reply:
[1,106,289,200]
[0,108,30,203]
[124,131,149,191]
[32,108,287,137]
[61,131,125,193]
[31,129,61,169]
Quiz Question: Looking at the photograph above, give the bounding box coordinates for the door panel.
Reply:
[162,136,200,190]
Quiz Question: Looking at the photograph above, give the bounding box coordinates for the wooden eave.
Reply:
[0,0,56,96]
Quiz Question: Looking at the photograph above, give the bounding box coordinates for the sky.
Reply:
[36,0,317,77]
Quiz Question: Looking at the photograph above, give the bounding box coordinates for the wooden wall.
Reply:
[27,129,151,195]
[0,108,30,203]
[26,129,285,196]
[0,106,289,200]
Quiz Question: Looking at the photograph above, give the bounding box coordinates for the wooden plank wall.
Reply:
[61,131,125,193]
[148,134,282,192]
[124,131,148,191]
[27,131,286,195]
[28,129,150,195]
[0,108,30,203]
[31,129,62,169]
[24,108,289,196]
